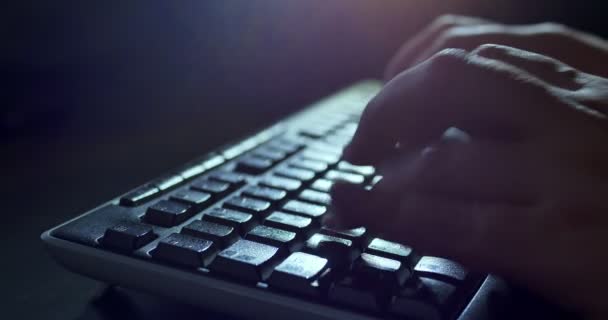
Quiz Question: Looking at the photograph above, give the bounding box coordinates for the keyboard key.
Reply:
[310,179,334,192]
[391,278,456,320]
[103,222,156,251]
[252,147,287,162]
[259,176,302,192]
[320,227,367,247]
[309,145,343,159]
[419,277,457,307]
[289,158,328,173]
[267,139,303,154]
[145,200,192,227]
[170,190,212,208]
[301,150,340,165]
[282,200,327,218]
[329,277,378,312]
[223,196,271,216]
[181,220,237,248]
[353,253,409,289]
[203,208,254,234]
[201,154,225,170]
[153,174,184,191]
[267,252,329,296]
[337,122,357,135]
[337,161,375,176]
[275,167,316,182]
[264,212,312,235]
[298,189,331,206]
[235,157,274,175]
[299,129,327,139]
[190,179,230,196]
[153,233,216,267]
[179,154,223,180]
[242,186,287,202]
[366,238,414,264]
[209,171,247,185]
[120,185,160,207]
[325,170,365,184]
[222,138,259,160]
[245,225,297,252]
[211,239,280,282]
[305,233,359,269]
[179,164,206,180]
[324,134,351,147]
[414,257,468,283]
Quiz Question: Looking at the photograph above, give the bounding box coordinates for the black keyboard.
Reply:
[42,81,506,320]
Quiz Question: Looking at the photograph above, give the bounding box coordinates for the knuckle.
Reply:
[428,48,468,70]
[471,43,512,58]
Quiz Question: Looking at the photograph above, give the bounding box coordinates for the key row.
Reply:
[102,219,422,272]
[119,132,295,207]
[112,226,464,319]
[101,216,468,317]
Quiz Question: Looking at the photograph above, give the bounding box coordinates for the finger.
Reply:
[409,23,608,77]
[562,73,608,112]
[387,193,535,273]
[471,44,582,90]
[333,134,541,231]
[403,135,540,204]
[385,15,493,81]
[344,49,560,165]
[472,45,608,118]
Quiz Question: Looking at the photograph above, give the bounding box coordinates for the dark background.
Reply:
[2,1,607,318]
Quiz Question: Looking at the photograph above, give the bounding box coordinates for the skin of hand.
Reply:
[329,16,608,318]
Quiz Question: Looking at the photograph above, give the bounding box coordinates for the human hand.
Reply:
[385,14,608,80]
[330,17,608,318]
